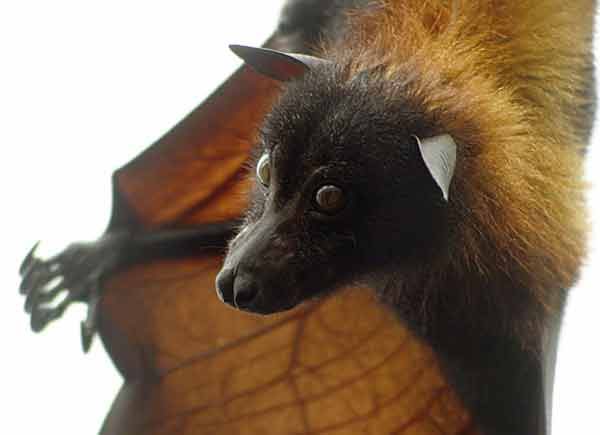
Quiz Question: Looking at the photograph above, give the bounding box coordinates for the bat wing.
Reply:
[106,59,280,232]
[99,267,478,435]
[18,39,283,342]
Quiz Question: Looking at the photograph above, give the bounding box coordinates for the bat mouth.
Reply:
[235,297,300,315]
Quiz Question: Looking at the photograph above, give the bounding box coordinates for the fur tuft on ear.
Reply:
[229,45,330,82]
[413,134,457,201]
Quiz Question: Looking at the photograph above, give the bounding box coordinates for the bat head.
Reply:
[216,46,456,314]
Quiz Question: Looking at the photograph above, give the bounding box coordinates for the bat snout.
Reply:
[216,261,301,315]
[215,267,263,313]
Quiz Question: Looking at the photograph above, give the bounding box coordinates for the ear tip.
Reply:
[229,44,276,65]
[229,44,249,57]
[228,44,325,82]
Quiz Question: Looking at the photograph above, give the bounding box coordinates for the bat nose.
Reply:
[215,267,259,310]
[215,267,235,304]
[232,273,259,310]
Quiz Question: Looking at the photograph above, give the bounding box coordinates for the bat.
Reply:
[17,1,595,435]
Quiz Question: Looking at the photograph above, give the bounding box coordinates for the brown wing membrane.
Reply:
[98,256,479,435]
[108,62,280,231]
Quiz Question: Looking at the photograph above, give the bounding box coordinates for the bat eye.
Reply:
[315,185,346,214]
[256,154,271,187]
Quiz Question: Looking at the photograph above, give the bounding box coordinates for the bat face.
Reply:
[216,65,450,314]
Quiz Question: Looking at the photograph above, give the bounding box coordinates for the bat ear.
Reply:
[413,134,457,201]
[229,45,330,82]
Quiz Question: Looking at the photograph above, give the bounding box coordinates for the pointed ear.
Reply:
[413,134,457,201]
[229,45,330,82]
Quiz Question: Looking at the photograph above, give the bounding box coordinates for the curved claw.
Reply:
[24,288,39,313]
[80,323,94,353]
[31,304,66,332]
[20,258,45,295]
[19,241,40,276]
[81,285,101,353]
[18,234,127,352]
[18,243,82,333]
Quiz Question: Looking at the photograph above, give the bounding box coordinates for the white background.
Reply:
[0,2,598,434]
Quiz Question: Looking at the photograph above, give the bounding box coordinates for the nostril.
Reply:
[215,268,235,305]
[233,280,259,309]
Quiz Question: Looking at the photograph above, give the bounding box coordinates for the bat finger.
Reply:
[34,280,68,305]
[30,293,73,332]
[23,272,65,312]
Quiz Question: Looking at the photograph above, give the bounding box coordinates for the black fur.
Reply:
[218,65,448,313]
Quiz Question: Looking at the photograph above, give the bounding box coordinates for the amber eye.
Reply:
[315,185,346,214]
[256,154,271,187]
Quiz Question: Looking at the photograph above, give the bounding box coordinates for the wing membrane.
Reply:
[108,62,280,230]
[98,257,478,435]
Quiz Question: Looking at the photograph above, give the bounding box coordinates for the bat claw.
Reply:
[31,306,56,332]
[19,241,40,276]
[80,322,94,353]
[30,309,45,333]
[17,235,124,352]
[24,288,39,313]
[81,285,100,352]
[19,258,43,295]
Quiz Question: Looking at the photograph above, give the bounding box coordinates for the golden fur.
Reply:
[321,0,595,349]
